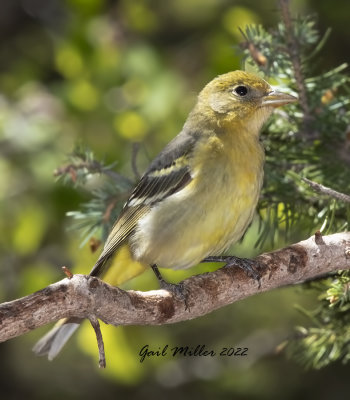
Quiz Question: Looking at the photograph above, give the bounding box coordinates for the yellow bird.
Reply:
[33,70,297,359]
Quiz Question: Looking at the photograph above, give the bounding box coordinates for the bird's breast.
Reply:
[130,133,264,269]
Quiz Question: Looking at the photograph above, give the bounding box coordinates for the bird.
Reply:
[33,70,297,360]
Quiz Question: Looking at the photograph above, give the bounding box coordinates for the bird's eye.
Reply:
[234,85,248,97]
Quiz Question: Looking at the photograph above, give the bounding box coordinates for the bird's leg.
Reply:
[151,264,167,286]
[202,256,261,287]
[151,264,189,308]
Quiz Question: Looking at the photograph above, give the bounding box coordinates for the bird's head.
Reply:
[197,70,297,134]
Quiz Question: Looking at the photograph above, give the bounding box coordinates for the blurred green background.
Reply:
[1,0,350,399]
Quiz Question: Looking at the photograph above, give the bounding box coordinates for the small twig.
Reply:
[103,169,134,188]
[314,230,325,245]
[102,193,129,224]
[302,178,350,203]
[62,266,73,279]
[102,197,120,223]
[54,161,133,187]
[89,237,102,253]
[278,0,315,134]
[89,316,106,368]
[54,161,98,177]
[239,27,267,67]
[131,143,141,180]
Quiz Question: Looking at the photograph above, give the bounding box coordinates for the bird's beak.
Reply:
[262,90,298,108]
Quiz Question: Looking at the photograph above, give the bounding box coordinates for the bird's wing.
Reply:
[89,130,198,276]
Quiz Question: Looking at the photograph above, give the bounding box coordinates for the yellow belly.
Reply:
[130,134,264,270]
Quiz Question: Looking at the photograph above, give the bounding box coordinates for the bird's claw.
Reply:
[159,281,190,310]
[202,255,261,287]
[151,264,190,309]
[224,256,261,287]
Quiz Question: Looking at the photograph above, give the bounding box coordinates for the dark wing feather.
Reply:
[89,130,198,277]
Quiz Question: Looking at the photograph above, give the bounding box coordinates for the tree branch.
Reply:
[302,178,350,203]
[278,0,316,136]
[1,232,350,345]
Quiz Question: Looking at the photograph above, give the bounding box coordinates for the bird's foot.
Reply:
[202,256,261,287]
[160,281,190,309]
[151,264,190,309]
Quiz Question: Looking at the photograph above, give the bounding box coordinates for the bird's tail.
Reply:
[33,244,148,360]
[32,317,82,360]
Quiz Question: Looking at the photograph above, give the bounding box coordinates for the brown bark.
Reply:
[1,232,350,344]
